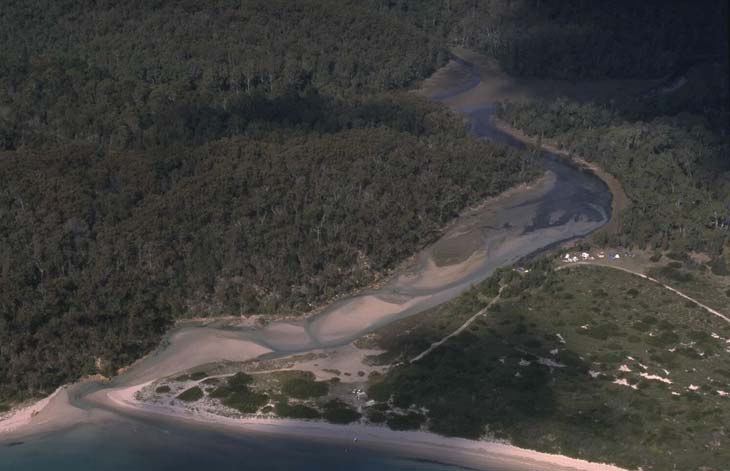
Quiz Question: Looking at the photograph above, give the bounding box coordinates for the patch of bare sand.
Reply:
[0,385,98,440]
[125,329,274,384]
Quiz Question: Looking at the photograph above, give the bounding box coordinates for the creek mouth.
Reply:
[1,55,614,471]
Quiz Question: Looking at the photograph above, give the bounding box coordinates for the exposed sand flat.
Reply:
[0,384,102,441]
[119,328,274,385]
[258,322,316,351]
[0,387,65,435]
[397,250,488,290]
[308,294,427,344]
[100,383,629,471]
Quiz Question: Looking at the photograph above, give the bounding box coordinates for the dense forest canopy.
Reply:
[1,0,727,403]
[0,0,444,150]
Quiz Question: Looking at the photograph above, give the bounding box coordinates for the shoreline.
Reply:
[97,383,629,471]
[0,387,65,436]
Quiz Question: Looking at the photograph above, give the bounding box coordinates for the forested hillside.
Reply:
[0,0,444,150]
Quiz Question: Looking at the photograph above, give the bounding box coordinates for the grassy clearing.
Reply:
[373,263,730,471]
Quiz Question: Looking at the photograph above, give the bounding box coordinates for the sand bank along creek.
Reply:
[1,53,632,471]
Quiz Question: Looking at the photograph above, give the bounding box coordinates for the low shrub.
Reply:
[651,266,694,283]
[323,400,362,424]
[228,372,254,392]
[647,331,679,347]
[189,371,208,381]
[282,377,329,399]
[387,412,426,431]
[275,401,320,419]
[666,251,688,262]
[210,386,232,398]
[710,257,729,276]
[366,409,387,423]
[585,323,620,340]
[155,385,171,394]
[177,387,204,402]
[223,390,268,413]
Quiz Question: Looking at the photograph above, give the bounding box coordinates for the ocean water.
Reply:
[0,418,476,471]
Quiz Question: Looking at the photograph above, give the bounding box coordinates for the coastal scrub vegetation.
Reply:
[281,376,329,399]
[371,261,730,471]
[176,387,204,402]
[147,368,364,426]
[322,399,361,425]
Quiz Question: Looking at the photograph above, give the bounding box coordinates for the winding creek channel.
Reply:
[1,56,615,471]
